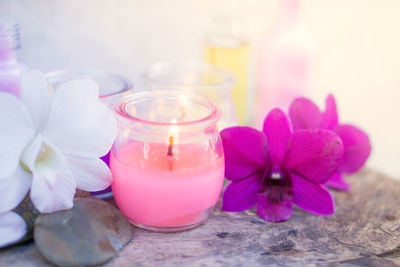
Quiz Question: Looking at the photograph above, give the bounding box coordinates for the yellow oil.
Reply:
[205,43,249,125]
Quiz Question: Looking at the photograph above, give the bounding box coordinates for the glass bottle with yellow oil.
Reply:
[205,16,249,125]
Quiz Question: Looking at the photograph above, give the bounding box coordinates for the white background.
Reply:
[1,0,399,179]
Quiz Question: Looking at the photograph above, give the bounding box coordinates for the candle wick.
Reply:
[167,136,174,171]
[167,136,174,156]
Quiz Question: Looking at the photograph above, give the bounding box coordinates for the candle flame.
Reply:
[169,118,178,138]
[168,118,178,149]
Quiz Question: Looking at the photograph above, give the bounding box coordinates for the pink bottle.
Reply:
[255,0,314,128]
[0,18,26,98]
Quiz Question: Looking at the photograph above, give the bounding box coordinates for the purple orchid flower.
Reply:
[289,95,371,191]
[221,108,343,222]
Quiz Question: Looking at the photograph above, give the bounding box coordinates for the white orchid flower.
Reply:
[0,70,118,246]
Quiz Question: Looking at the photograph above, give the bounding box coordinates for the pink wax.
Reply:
[110,141,224,228]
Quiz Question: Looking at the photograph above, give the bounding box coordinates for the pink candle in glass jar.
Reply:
[111,91,224,232]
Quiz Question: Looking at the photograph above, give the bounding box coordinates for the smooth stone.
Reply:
[34,197,132,267]
[5,190,93,248]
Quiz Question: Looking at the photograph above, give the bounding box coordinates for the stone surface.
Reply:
[33,197,132,267]
[1,169,400,266]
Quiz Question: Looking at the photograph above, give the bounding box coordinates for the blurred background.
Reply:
[0,0,399,179]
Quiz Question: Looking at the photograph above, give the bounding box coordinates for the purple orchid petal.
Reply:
[222,173,261,212]
[288,97,322,131]
[262,108,292,164]
[257,194,292,222]
[284,129,343,183]
[221,127,269,181]
[325,172,350,191]
[335,124,371,173]
[292,174,334,216]
[320,94,339,129]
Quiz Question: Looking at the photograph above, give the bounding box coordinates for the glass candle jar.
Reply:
[46,69,133,199]
[143,61,237,130]
[111,91,225,232]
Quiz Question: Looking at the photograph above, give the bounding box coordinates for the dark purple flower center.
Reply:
[259,165,293,204]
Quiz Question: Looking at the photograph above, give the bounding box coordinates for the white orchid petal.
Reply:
[30,171,76,213]
[0,211,27,248]
[42,79,118,158]
[29,138,76,213]
[0,93,35,180]
[0,166,31,213]
[66,156,113,192]
[20,70,52,131]
[20,134,43,172]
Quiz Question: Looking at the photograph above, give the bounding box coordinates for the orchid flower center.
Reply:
[19,134,65,188]
[270,166,283,180]
[259,164,293,204]
[19,134,50,175]
[36,145,50,162]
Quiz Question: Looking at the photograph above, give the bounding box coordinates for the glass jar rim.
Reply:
[46,69,133,98]
[143,60,235,90]
[115,90,221,129]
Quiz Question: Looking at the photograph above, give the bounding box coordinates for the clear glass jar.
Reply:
[46,69,133,199]
[143,60,237,130]
[0,18,27,97]
[111,91,225,232]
